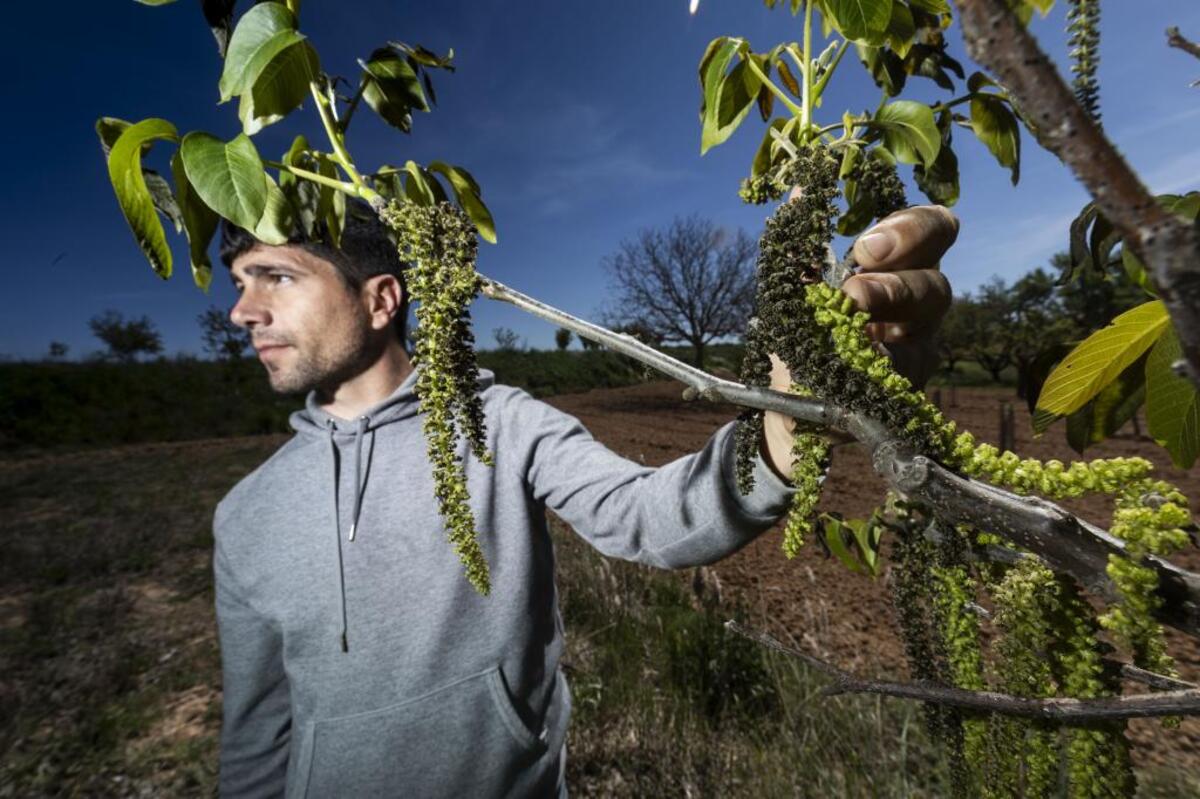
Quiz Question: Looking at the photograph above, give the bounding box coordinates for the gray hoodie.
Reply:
[213,368,796,797]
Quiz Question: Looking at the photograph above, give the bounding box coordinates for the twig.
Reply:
[479,274,1200,638]
[725,620,1200,722]
[954,0,1200,390]
[1167,26,1200,61]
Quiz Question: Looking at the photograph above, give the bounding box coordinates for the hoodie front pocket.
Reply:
[297,665,549,798]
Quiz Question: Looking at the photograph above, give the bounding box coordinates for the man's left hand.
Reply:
[761,204,958,481]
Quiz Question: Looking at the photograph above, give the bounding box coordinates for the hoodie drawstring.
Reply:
[348,416,375,542]
[328,421,350,652]
[328,416,378,652]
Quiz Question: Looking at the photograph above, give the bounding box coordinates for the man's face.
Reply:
[229,244,377,394]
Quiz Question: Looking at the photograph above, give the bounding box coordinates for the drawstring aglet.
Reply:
[348,523,357,542]
[341,632,349,652]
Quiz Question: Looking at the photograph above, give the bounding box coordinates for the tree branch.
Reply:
[478,274,1200,638]
[953,0,1200,390]
[1167,26,1200,61]
[725,620,1200,722]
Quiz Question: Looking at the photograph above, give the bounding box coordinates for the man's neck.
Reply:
[318,339,413,420]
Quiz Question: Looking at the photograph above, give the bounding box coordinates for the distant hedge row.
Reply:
[0,349,655,453]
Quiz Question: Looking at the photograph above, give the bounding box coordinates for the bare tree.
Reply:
[492,327,521,351]
[197,306,251,361]
[88,310,162,362]
[47,342,69,361]
[602,215,756,369]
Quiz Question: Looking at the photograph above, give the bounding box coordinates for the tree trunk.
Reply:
[692,339,706,370]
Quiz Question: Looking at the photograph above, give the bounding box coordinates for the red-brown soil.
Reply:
[546,381,1200,771]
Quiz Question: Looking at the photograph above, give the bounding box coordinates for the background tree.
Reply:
[962,279,1014,383]
[46,342,68,361]
[554,327,572,351]
[934,297,973,378]
[602,214,755,370]
[197,305,251,361]
[492,326,521,352]
[1007,268,1075,400]
[1052,251,1146,334]
[88,310,162,363]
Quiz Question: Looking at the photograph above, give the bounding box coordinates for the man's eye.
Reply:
[269,273,293,285]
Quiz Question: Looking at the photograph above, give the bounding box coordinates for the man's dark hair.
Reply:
[219,199,410,345]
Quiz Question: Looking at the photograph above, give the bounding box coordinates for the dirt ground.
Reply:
[545,380,1200,772]
[2,379,1197,794]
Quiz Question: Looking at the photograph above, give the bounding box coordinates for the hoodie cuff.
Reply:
[719,423,800,522]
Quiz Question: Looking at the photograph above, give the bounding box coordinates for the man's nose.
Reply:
[230,289,270,329]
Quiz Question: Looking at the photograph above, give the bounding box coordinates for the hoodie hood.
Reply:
[286,366,497,651]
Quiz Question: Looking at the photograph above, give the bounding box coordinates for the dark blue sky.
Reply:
[2,1,1198,360]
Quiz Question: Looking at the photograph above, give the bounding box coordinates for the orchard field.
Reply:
[2,380,1197,797]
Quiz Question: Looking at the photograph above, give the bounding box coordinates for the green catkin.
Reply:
[931,535,988,798]
[1047,577,1135,798]
[889,506,956,742]
[988,557,1063,799]
[736,141,1179,798]
[1067,0,1102,123]
[781,428,830,557]
[383,200,493,595]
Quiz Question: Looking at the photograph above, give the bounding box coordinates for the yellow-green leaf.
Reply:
[106,118,180,279]
[1036,301,1169,418]
[1146,323,1200,468]
[428,162,497,244]
[170,150,219,290]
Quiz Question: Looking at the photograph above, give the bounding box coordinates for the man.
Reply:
[213,200,956,797]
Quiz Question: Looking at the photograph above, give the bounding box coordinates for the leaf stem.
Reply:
[801,0,814,131]
[310,80,366,188]
[340,75,369,134]
[263,160,357,194]
[810,38,850,102]
[742,56,804,119]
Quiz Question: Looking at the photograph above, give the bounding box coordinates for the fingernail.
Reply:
[860,230,895,261]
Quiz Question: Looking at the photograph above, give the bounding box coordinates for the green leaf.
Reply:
[179,131,268,231]
[777,59,801,96]
[362,47,429,132]
[912,110,959,205]
[143,170,184,233]
[253,174,295,246]
[97,117,182,230]
[402,160,438,206]
[966,71,999,93]
[1063,353,1147,453]
[278,134,308,190]
[874,100,940,167]
[819,515,866,575]
[907,0,950,12]
[428,162,497,244]
[169,151,219,290]
[970,94,1020,184]
[886,1,915,57]
[701,40,759,154]
[219,3,301,103]
[1035,301,1170,418]
[239,40,319,135]
[825,0,893,41]
[106,118,180,279]
[1146,324,1200,468]
[857,44,906,96]
[751,118,789,178]
[1120,246,1158,298]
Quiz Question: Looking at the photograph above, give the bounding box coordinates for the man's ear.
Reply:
[363,274,404,332]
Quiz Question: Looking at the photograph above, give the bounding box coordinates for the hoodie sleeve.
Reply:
[213,519,292,798]
[497,388,798,568]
